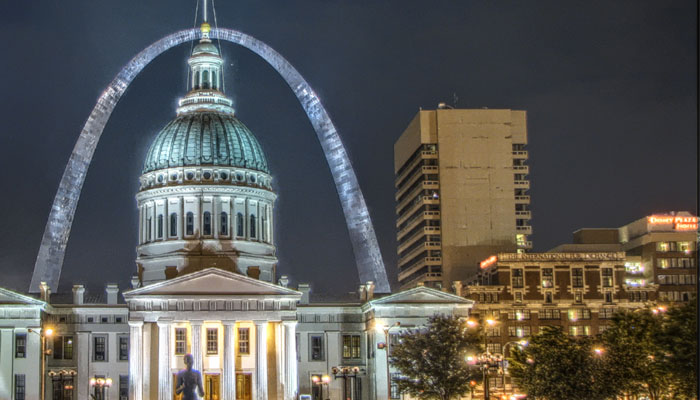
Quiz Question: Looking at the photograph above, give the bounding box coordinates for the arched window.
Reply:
[157,215,163,239]
[202,70,210,89]
[220,212,228,236]
[146,217,152,242]
[170,213,177,237]
[261,215,267,242]
[203,211,212,236]
[194,71,200,90]
[236,213,244,237]
[250,215,256,239]
[186,212,194,236]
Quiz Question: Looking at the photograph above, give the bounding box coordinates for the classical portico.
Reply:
[124,268,301,400]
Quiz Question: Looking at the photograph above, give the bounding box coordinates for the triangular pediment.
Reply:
[370,286,473,305]
[0,287,47,306]
[123,268,301,298]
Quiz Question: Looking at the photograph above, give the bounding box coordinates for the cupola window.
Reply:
[170,213,178,237]
[203,211,212,236]
[236,213,244,237]
[220,212,228,236]
[194,71,200,90]
[186,212,194,236]
[212,70,218,90]
[250,215,257,238]
[146,217,152,242]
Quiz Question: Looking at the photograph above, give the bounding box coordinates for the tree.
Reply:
[508,326,615,400]
[659,300,698,399]
[601,309,672,400]
[389,315,482,400]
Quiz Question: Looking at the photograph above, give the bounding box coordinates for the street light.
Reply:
[332,366,360,400]
[28,326,54,400]
[90,377,113,400]
[377,322,400,400]
[311,374,331,400]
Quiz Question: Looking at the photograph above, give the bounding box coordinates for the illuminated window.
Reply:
[220,212,228,236]
[119,375,128,400]
[678,242,694,252]
[203,212,212,236]
[238,328,250,354]
[174,328,187,355]
[514,292,523,303]
[568,326,590,336]
[657,242,670,252]
[511,269,524,288]
[574,292,582,303]
[342,334,361,359]
[202,70,210,89]
[53,336,73,360]
[602,268,613,287]
[541,268,553,288]
[486,343,501,353]
[170,213,177,237]
[485,327,500,337]
[508,309,531,320]
[568,309,591,321]
[572,268,583,288]
[206,328,218,355]
[508,326,531,338]
[658,258,670,269]
[186,212,194,236]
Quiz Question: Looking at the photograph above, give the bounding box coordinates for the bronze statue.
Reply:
[176,354,205,400]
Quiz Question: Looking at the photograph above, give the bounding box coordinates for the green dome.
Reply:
[143,112,269,174]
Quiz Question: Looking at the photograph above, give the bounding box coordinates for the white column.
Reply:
[276,322,285,397]
[129,321,144,400]
[283,321,298,400]
[0,329,13,399]
[222,321,237,399]
[142,323,152,397]
[157,320,172,400]
[191,321,203,373]
[255,321,268,400]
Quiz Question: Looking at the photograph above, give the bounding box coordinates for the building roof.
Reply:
[142,112,269,174]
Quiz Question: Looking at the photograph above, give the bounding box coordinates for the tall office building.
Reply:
[394,107,532,290]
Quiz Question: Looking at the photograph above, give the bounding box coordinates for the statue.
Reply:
[176,354,205,400]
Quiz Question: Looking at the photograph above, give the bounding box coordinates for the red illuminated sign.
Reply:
[647,215,698,231]
[480,255,498,269]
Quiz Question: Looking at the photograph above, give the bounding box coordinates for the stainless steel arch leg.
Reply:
[30,28,390,293]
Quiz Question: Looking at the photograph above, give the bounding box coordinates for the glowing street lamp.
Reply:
[90,376,112,400]
[311,374,331,400]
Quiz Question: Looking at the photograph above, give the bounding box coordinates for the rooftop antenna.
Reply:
[203,0,208,23]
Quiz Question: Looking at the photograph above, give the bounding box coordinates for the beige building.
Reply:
[394,107,532,290]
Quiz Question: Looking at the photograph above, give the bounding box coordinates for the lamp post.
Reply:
[500,340,527,393]
[377,322,400,400]
[90,377,112,400]
[312,374,331,400]
[28,326,53,400]
[332,366,360,400]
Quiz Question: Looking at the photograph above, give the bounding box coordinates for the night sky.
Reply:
[0,1,696,296]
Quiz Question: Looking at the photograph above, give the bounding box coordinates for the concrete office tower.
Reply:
[394,107,532,290]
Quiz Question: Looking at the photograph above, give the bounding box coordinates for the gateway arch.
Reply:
[30,28,390,293]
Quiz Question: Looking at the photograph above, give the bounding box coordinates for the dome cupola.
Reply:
[135,23,277,286]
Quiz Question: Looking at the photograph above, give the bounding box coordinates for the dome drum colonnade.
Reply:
[30,26,390,293]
